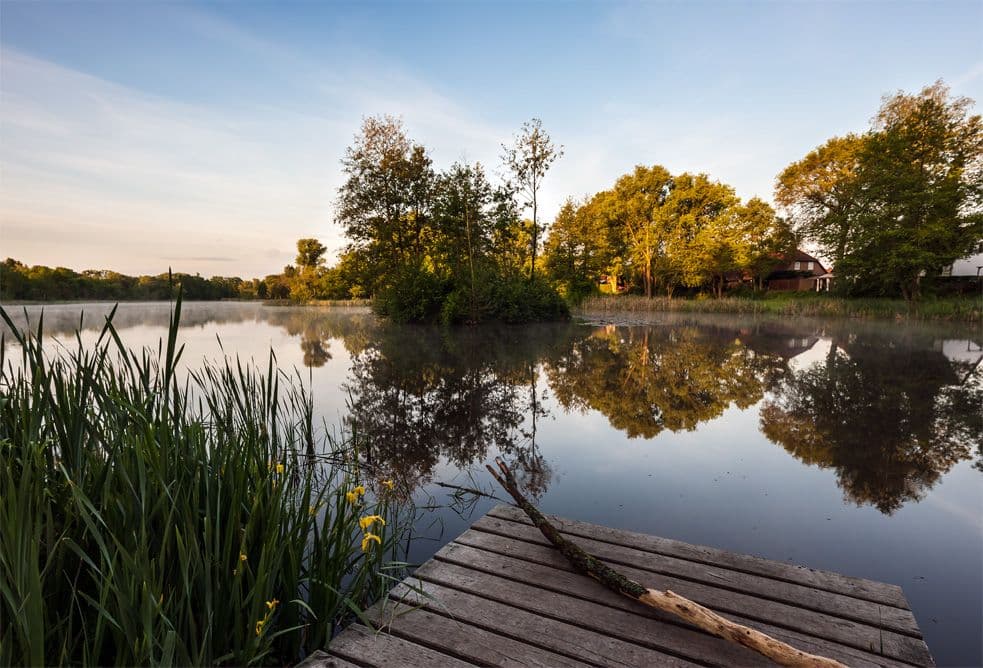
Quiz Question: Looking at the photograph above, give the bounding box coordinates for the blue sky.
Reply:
[2,1,981,277]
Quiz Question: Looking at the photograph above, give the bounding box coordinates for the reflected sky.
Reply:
[2,302,981,665]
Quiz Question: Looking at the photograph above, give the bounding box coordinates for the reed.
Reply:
[578,294,981,322]
[0,295,404,666]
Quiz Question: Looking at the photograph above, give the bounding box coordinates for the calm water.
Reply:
[3,302,981,665]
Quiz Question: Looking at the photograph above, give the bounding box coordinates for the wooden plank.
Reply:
[388,579,702,667]
[471,515,921,637]
[327,623,475,667]
[363,595,593,667]
[295,649,362,668]
[436,540,933,666]
[488,504,909,609]
[413,557,916,668]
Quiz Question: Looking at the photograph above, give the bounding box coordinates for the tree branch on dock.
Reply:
[486,457,847,668]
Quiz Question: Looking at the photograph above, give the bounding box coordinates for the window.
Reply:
[807,261,814,270]
[793,261,801,270]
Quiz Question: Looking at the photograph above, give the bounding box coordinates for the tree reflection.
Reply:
[343,322,582,495]
[545,324,779,438]
[761,335,982,514]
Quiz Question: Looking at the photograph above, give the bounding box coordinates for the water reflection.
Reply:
[762,332,982,514]
[545,324,783,438]
[341,322,582,496]
[2,303,979,514]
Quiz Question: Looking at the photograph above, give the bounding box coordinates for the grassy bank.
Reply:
[263,298,373,308]
[0,298,403,666]
[578,293,982,322]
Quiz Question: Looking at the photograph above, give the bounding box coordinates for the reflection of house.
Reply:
[765,250,829,292]
[934,339,983,385]
[739,327,820,360]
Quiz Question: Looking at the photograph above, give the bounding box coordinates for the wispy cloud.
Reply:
[0,40,511,277]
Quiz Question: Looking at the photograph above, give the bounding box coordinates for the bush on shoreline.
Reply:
[374,264,569,325]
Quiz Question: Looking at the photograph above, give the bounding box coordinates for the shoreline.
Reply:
[577,294,981,323]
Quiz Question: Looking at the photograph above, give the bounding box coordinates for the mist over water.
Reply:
[3,302,980,665]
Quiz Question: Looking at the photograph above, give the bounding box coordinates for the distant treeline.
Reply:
[0,258,266,301]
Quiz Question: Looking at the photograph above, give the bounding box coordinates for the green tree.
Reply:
[845,82,983,300]
[544,197,611,299]
[732,198,796,290]
[775,134,865,268]
[501,118,563,281]
[609,165,675,298]
[662,173,739,296]
[295,238,327,270]
[336,115,435,292]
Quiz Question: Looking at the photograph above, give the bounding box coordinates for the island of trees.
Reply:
[3,81,979,319]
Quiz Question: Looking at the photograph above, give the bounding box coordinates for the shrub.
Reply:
[373,263,451,324]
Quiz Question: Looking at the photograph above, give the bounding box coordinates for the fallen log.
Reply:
[485,457,847,668]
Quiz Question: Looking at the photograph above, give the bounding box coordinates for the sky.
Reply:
[1,1,981,278]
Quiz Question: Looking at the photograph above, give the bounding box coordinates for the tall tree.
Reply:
[662,173,739,296]
[845,82,983,300]
[295,238,327,269]
[609,165,675,298]
[336,115,435,291]
[502,118,563,281]
[775,134,865,268]
[432,162,497,319]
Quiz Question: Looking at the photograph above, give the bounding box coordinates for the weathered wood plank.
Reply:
[388,579,702,667]
[295,649,362,668]
[327,623,475,667]
[364,595,593,667]
[413,557,917,668]
[488,504,909,609]
[435,540,933,666]
[471,515,921,637]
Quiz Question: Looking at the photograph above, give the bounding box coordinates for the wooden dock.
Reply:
[308,504,934,667]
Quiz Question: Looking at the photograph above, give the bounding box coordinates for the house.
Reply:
[941,246,983,278]
[765,250,830,292]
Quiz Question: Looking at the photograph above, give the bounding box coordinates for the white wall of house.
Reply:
[949,252,983,277]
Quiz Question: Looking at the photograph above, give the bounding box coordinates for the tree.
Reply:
[662,173,739,296]
[732,198,796,290]
[845,82,983,300]
[289,238,328,302]
[295,238,327,270]
[776,82,983,300]
[544,197,612,299]
[336,115,435,292]
[502,118,563,281]
[775,134,865,268]
[609,165,675,298]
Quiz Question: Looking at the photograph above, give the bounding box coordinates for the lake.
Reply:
[2,301,980,666]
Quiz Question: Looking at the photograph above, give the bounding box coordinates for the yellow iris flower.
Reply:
[381,479,395,491]
[346,485,367,504]
[361,533,382,552]
[265,599,279,611]
[276,463,285,474]
[359,515,386,531]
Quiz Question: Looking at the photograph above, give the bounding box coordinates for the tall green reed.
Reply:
[0,295,405,666]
